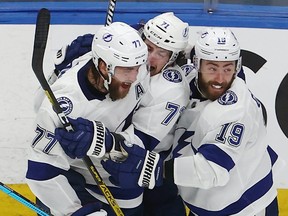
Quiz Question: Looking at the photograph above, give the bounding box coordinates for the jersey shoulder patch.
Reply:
[181,64,195,77]
[217,90,238,105]
[56,96,73,115]
[162,69,182,83]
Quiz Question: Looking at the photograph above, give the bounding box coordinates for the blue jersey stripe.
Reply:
[26,160,65,180]
[267,145,278,166]
[185,171,274,215]
[134,128,160,151]
[198,144,235,171]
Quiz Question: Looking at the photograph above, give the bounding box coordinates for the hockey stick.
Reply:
[32,8,124,216]
[105,0,117,26]
[0,182,52,216]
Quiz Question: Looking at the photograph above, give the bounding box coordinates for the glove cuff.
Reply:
[86,121,107,158]
[54,45,68,66]
[138,151,162,189]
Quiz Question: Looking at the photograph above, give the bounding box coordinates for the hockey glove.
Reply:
[101,143,163,189]
[55,117,127,160]
[72,202,107,216]
[54,34,94,73]
[131,20,146,36]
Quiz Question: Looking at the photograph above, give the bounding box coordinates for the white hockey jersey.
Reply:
[172,77,277,216]
[120,64,190,155]
[26,53,150,215]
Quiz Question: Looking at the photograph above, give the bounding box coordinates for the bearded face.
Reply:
[198,60,236,101]
[108,65,141,101]
[108,77,131,100]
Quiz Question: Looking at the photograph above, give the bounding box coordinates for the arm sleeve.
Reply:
[174,152,230,189]
[174,119,249,189]
[26,174,81,215]
[26,99,82,215]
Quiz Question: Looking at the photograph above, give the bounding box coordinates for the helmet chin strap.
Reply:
[161,52,178,72]
[195,76,207,99]
[96,65,112,91]
[103,73,112,91]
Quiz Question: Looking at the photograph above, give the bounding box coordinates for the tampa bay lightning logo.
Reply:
[162,69,182,83]
[57,97,73,115]
[201,31,208,38]
[218,90,238,105]
[103,33,113,42]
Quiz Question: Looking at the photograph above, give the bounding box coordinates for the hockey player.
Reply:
[54,12,190,215]
[133,12,190,216]
[101,27,279,216]
[26,22,149,216]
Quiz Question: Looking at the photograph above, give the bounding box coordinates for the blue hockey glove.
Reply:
[55,117,126,160]
[54,34,94,73]
[42,34,94,89]
[131,20,146,36]
[72,202,107,216]
[101,144,163,189]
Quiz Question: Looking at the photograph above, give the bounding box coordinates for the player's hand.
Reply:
[72,202,107,216]
[55,117,126,160]
[101,144,163,189]
[54,33,94,73]
[131,21,145,35]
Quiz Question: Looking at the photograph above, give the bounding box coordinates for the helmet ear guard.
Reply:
[235,56,242,74]
[193,55,200,72]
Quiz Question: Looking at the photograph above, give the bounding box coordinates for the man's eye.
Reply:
[224,68,233,73]
[159,52,169,57]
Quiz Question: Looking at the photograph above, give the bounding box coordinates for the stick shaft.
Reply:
[105,0,117,26]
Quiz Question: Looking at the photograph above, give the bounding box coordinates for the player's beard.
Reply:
[108,77,132,101]
[198,74,234,101]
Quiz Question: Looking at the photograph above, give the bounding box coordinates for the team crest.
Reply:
[218,90,238,105]
[103,33,113,42]
[57,96,73,115]
[162,69,182,83]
